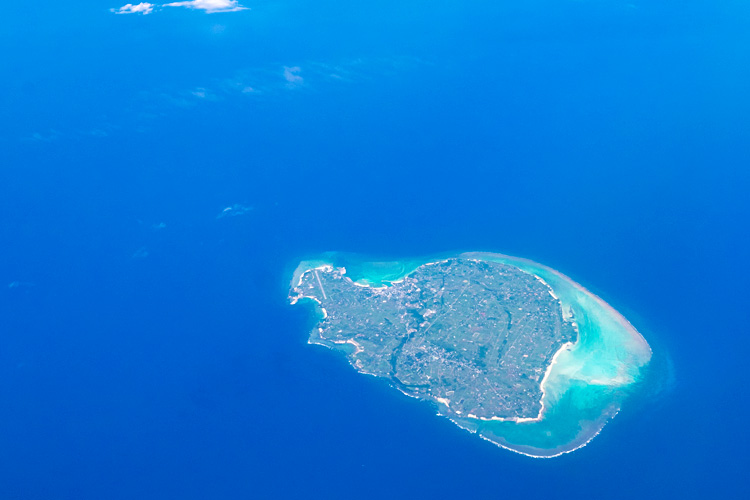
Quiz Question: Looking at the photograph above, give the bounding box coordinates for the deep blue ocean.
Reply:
[2,1,749,498]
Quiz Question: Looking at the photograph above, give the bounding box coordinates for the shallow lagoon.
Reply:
[291,251,652,457]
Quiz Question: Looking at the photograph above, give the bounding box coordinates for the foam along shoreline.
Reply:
[455,252,650,456]
[471,404,620,459]
[290,252,652,457]
[461,252,651,358]
[459,339,574,424]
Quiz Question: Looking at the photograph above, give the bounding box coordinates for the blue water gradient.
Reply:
[1,0,749,498]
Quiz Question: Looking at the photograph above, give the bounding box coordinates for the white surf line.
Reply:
[314,270,327,300]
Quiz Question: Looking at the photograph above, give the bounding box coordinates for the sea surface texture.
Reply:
[1,0,749,498]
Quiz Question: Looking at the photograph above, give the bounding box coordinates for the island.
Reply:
[289,252,652,458]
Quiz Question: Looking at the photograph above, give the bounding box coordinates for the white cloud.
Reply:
[163,0,247,13]
[25,129,62,142]
[112,2,154,14]
[189,87,220,101]
[191,88,208,98]
[111,0,247,15]
[283,66,303,86]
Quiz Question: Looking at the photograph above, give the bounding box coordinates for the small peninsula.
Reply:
[289,253,652,458]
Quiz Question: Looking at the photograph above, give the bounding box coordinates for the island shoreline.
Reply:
[289,251,652,458]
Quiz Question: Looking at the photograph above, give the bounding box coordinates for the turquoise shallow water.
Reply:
[291,251,652,457]
[2,0,746,495]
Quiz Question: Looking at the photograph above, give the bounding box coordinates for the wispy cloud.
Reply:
[177,57,430,105]
[164,0,247,12]
[190,87,220,101]
[283,66,304,87]
[18,57,430,144]
[112,3,155,14]
[24,130,62,142]
[112,0,246,15]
